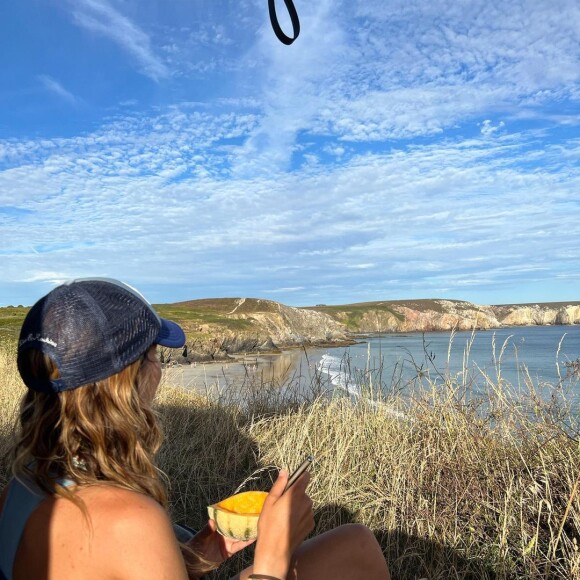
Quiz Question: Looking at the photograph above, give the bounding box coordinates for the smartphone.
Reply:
[284,456,314,491]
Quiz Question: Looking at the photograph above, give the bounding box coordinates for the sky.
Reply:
[1,0,579,308]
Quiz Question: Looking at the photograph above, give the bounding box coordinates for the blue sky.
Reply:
[1,0,579,307]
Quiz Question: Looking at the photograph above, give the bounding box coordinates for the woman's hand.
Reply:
[189,520,255,565]
[252,469,314,579]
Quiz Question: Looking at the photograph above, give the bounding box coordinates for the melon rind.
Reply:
[207,491,268,541]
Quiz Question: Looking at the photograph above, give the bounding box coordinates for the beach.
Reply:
[162,348,310,395]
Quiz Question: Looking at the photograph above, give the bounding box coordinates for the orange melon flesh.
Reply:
[208,491,268,540]
[217,490,268,514]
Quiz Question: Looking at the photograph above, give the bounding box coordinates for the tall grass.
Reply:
[1,338,578,579]
[0,340,22,485]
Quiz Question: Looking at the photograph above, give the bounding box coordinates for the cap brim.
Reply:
[156,318,186,348]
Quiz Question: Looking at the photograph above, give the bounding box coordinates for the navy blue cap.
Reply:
[157,318,186,348]
[17,278,185,393]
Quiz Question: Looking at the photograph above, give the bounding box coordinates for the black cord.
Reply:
[268,0,300,45]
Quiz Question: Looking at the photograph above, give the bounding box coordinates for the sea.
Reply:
[309,325,580,403]
[168,325,580,406]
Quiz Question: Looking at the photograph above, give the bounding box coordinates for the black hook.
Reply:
[269,0,300,45]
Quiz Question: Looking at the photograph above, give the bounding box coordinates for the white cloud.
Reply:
[231,0,349,175]
[240,0,580,148]
[480,120,505,137]
[263,287,306,293]
[18,271,71,285]
[38,75,78,104]
[1,104,578,305]
[69,0,170,81]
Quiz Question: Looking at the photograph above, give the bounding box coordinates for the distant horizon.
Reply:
[2,1,579,309]
[165,296,580,309]
[3,293,579,311]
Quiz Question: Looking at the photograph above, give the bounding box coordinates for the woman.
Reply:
[0,278,390,580]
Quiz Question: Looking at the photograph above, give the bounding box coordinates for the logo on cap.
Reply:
[19,333,58,348]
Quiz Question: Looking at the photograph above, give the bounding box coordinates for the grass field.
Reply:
[1,339,578,579]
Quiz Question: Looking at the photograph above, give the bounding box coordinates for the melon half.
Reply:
[207,490,268,540]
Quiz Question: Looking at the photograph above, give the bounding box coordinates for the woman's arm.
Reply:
[250,470,314,580]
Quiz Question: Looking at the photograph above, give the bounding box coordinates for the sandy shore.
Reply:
[161,349,314,395]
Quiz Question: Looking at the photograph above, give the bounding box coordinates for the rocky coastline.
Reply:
[158,298,580,367]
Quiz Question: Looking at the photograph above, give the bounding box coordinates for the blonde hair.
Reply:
[12,349,215,577]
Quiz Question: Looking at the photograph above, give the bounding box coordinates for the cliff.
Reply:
[309,299,580,334]
[310,299,500,333]
[154,298,350,363]
[154,298,579,363]
[491,303,580,326]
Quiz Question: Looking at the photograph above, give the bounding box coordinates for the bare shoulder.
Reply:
[77,484,168,524]
[17,485,189,580]
[79,485,189,578]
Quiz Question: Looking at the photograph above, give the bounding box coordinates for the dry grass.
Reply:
[247,398,579,579]
[0,340,23,485]
[1,338,579,579]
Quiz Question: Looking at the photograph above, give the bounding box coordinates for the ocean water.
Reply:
[306,325,580,404]
[169,325,580,406]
